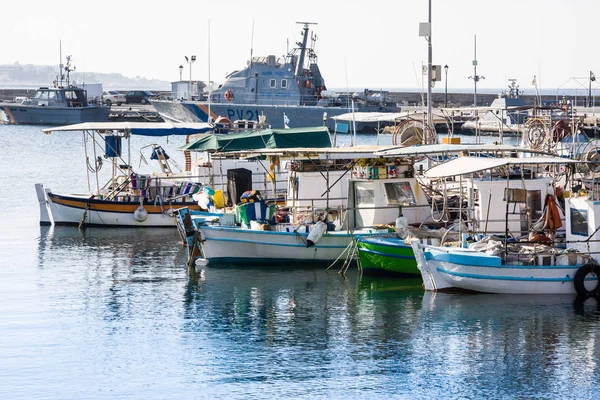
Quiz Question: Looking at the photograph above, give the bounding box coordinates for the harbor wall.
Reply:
[0,89,562,108]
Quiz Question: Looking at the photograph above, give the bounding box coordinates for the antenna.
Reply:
[250,20,255,67]
[58,40,63,87]
[208,19,212,121]
[468,34,484,106]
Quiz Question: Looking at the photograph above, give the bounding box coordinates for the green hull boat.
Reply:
[357,236,419,276]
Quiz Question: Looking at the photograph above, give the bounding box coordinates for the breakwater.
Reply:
[0,88,559,108]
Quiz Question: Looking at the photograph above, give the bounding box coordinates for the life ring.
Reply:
[224,90,234,101]
[574,263,600,298]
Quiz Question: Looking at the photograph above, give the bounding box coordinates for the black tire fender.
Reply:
[574,263,600,298]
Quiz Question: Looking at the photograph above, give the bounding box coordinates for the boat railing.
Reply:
[213,91,346,108]
[99,173,208,204]
[282,201,434,232]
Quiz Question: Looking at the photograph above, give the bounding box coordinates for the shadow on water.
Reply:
[574,294,600,317]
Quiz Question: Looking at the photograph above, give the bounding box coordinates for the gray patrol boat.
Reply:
[0,56,110,125]
[152,22,400,133]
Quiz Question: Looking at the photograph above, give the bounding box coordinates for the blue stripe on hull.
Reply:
[204,257,350,266]
[437,266,577,282]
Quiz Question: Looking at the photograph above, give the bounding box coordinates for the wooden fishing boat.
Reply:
[36,121,213,227]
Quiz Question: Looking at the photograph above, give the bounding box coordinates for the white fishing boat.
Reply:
[36,121,213,228]
[354,143,561,275]
[189,145,434,267]
[189,142,568,269]
[461,80,529,135]
[411,155,600,297]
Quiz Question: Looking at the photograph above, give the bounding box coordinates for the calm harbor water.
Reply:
[1,124,599,399]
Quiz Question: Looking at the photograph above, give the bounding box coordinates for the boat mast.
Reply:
[208,19,211,122]
[426,0,432,133]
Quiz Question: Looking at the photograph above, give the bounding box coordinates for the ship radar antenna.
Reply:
[293,22,317,76]
[250,20,255,67]
[64,55,75,88]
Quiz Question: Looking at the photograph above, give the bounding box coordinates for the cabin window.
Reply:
[281,79,288,88]
[35,91,49,100]
[270,79,276,88]
[527,190,542,221]
[570,208,588,236]
[384,182,416,206]
[355,184,375,205]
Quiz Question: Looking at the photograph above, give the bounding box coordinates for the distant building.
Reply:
[171,80,207,100]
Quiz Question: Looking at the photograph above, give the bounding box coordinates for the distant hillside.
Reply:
[0,63,171,90]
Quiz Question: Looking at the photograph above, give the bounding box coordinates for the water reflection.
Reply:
[181,269,600,397]
[31,226,600,398]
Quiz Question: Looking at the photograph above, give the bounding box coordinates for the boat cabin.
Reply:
[24,87,89,108]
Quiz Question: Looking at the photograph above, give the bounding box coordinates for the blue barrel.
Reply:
[105,136,122,158]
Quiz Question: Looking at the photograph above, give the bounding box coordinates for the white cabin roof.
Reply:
[214,145,390,160]
[330,111,447,123]
[424,156,578,178]
[375,143,553,157]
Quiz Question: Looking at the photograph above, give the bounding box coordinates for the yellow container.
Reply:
[212,190,225,208]
[442,137,461,144]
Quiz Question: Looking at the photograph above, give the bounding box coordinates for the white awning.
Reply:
[213,145,391,160]
[331,110,447,123]
[424,156,578,178]
[375,143,553,157]
[42,121,213,136]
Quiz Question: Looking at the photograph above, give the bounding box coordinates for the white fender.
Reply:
[395,216,408,233]
[133,205,148,222]
[306,221,328,248]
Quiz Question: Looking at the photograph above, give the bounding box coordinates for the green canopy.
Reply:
[180,126,331,152]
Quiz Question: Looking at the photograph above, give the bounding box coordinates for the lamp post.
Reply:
[589,71,596,108]
[185,55,196,100]
[418,0,433,135]
[179,65,183,81]
[444,64,449,108]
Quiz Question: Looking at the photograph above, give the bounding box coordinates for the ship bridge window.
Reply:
[270,79,276,88]
[570,208,588,236]
[385,182,416,206]
[281,79,288,88]
[34,91,49,100]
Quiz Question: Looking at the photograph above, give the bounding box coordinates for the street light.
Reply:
[588,70,596,108]
[185,55,196,100]
[444,64,449,107]
[418,0,433,136]
[179,65,183,81]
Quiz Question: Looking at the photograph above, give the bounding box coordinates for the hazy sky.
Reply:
[2,0,598,94]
